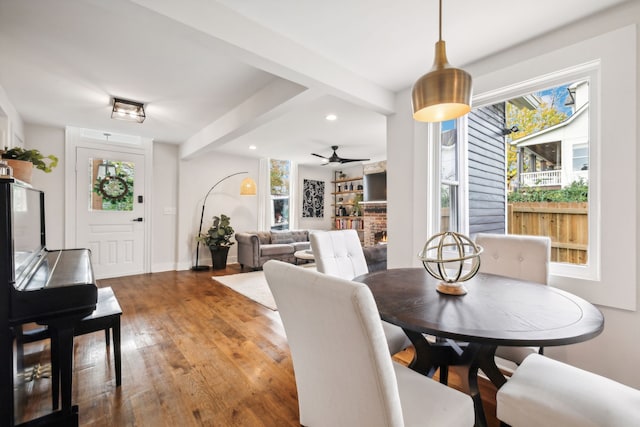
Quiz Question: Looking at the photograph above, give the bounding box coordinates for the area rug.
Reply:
[213,265,316,311]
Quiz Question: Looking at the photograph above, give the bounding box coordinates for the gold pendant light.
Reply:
[412,0,472,122]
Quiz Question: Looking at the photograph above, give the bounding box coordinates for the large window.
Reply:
[441,70,597,281]
[505,80,589,267]
[423,25,636,309]
[270,159,290,230]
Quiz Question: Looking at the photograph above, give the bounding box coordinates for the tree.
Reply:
[505,87,569,189]
[270,159,290,195]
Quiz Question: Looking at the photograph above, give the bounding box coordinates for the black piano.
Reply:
[0,177,98,427]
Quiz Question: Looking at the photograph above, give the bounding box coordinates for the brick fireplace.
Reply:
[362,202,387,246]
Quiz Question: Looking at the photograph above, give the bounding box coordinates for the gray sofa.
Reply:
[236,230,311,270]
[236,229,388,272]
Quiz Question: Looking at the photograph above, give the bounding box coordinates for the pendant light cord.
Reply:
[438,0,442,41]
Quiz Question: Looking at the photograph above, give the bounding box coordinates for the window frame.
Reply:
[422,24,636,310]
[472,64,600,283]
[268,159,292,231]
[430,118,469,236]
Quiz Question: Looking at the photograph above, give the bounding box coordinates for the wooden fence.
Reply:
[508,202,588,265]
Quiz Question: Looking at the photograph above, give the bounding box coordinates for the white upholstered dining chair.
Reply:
[497,353,640,426]
[310,229,411,355]
[263,260,474,427]
[475,233,551,366]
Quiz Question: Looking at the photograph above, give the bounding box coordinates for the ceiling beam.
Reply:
[130,0,395,116]
[179,79,319,160]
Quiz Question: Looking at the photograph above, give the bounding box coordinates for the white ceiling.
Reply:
[0,0,630,166]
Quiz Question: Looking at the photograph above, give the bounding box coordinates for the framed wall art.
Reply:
[302,179,324,218]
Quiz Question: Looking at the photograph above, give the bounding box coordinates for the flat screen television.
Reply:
[364,171,387,202]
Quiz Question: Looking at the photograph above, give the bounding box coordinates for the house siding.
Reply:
[468,104,506,236]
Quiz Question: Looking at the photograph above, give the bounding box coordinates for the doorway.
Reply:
[65,128,152,279]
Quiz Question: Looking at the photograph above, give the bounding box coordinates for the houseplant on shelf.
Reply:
[198,214,235,270]
[1,147,59,184]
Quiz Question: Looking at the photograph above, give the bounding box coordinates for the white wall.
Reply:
[177,152,260,270]
[387,1,640,388]
[24,124,65,249]
[387,89,430,269]
[151,143,179,272]
[14,121,335,273]
[296,164,333,232]
[0,84,24,148]
[18,123,182,276]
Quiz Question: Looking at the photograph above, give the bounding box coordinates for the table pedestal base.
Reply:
[403,330,505,427]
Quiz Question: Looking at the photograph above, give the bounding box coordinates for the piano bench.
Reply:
[72,286,122,386]
[20,286,122,409]
[51,286,122,410]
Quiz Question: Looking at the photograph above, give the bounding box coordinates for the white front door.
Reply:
[75,147,146,279]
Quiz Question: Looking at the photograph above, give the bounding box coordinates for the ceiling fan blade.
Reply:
[340,158,370,163]
[312,146,369,164]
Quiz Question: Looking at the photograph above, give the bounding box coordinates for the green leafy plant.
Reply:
[2,146,59,172]
[92,161,135,211]
[352,193,363,216]
[198,214,235,248]
[508,180,588,203]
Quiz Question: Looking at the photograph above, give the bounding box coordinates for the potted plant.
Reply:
[1,147,59,184]
[198,214,235,270]
[352,193,363,216]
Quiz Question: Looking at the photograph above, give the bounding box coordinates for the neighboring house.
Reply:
[512,81,589,189]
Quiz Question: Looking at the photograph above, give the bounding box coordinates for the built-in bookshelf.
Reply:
[331,170,364,242]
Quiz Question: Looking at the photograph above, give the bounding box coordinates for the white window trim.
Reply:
[262,158,297,231]
[475,64,600,283]
[437,118,469,235]
[471,24,636,311]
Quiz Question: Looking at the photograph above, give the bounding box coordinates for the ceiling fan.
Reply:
[311,145,370,164]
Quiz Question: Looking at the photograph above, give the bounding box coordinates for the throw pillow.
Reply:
[271,231,294,244]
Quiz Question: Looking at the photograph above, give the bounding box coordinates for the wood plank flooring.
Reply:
[16,264,499,426]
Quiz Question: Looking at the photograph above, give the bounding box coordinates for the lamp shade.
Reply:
[412,41,472,122]
[240,177,257,195]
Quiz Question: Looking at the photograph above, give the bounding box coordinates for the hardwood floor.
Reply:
[16,264,499,426]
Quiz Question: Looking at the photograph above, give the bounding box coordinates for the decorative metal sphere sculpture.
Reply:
[417,231,483,295]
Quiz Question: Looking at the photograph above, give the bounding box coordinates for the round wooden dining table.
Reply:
[354,268,604,427]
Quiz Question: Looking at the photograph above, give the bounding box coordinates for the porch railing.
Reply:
[520,170,562,187]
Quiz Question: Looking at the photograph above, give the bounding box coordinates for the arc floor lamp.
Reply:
[192,172,257,271]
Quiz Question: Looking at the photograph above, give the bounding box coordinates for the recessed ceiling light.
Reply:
[325,114,338,121]
[249,145,257,150]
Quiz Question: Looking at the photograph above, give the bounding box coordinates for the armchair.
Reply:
[310,230,411,355]
[263,260,474,427]
[497,353,640,426]
[476,233,551,366]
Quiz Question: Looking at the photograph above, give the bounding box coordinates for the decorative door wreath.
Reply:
[97,175,129,201]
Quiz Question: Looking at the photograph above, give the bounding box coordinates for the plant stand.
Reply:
[210,246,230,270]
